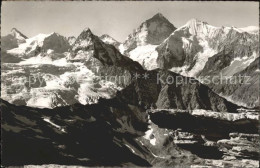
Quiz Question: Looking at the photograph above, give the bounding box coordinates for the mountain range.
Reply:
[1,13,259,108]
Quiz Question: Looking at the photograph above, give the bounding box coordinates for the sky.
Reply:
[1,1,259,42]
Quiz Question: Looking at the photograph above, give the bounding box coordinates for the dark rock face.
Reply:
[122,13,176,53]
[117,69,239,112]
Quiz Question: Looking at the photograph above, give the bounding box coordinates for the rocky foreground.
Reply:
[2,97,259,167]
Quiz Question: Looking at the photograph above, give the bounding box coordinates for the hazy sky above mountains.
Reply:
[2,1,259,42]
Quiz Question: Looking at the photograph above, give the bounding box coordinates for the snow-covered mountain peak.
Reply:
[10,28,28,40]
[121,13,176,54]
